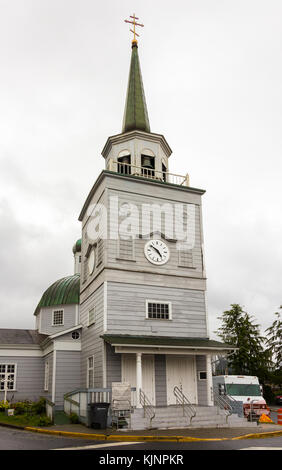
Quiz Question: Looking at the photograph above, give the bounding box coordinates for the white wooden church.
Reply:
[0,24,252,429]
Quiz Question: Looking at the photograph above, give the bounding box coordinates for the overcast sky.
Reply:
[0,0,281,339]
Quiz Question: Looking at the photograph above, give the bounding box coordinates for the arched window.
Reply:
[117,151,131,175]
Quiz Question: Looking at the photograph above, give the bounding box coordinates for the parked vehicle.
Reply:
[213,375,269,417]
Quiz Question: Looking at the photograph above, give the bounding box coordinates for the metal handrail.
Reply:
[213,389,233,423]
[173,386,196,424]
[139,389,155,428]
[107,159,190,187]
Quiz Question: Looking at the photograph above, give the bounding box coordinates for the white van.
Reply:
[213,375,269,417]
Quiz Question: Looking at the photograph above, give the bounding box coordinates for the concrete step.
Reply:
[129,406,255,430]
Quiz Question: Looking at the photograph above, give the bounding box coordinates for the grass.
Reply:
[0,411,51,427]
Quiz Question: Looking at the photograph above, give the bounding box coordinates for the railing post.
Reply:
[136,352,142,409]
[206,354,213,406]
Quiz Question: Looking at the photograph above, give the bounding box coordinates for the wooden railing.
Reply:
[107,159,190,187]
[64,387,136,425]
[41,397,55,423]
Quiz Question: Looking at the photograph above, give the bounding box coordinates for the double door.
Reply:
[122,354,155,406]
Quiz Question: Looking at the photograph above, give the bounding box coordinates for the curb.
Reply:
[24,426,282,443]
[0,422,25,431]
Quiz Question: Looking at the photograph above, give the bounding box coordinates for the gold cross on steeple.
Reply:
[124,14,144,45]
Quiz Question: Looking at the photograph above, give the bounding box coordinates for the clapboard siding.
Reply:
[0,356,44,402]
[55,351,81,408]
[39,304,77,336]
[155,355,167,406]
[106,343,122,386]
[196,355,208,405]
[80,284,104,388]
[106,188,203,278]
[81,190,107,290]
[107,282,207,337]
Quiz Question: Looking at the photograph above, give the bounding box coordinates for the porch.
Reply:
[102,334,235,409]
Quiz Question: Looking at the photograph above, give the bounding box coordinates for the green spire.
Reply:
[122,42,151,133]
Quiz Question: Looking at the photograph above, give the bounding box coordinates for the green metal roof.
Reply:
[122,43,150,133]
[34,274,80,315]
[101,334,236,351]
[72,238,82,254]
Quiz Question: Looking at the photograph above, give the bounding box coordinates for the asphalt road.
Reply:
[1,425,282,452]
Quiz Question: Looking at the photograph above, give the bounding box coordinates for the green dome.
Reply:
[72,239,81,254]
[34,274,80,315]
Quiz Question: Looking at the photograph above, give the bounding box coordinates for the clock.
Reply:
[88,247,96,275]
[144,239,170,265]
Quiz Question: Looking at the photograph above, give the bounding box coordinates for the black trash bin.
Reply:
[89,403,110,429]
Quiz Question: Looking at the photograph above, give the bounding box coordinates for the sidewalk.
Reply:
[25,422,282,442]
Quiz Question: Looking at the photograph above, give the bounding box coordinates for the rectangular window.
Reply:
[198,371,207,380]
[52,309,64,326]
[87,356,94,388]
[146,301,172,320]
[88,307,96,327]
[44,362,49,391]
[0,364,16,391]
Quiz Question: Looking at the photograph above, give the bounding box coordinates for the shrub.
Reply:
[11,401,32,415]
[0,401,9,412]
[69,412,80,424]
[38,415,52,427]
[31,398,46,415]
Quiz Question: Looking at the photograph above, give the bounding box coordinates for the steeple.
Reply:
[122,42,151,134]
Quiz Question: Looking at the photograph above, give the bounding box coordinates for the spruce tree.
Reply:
[216,304,270,379]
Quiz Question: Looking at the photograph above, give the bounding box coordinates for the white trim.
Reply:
[52,350,56,403]
[113,343,235,351]
[88,306,96,327]
[103,342,107,388]
[145,300,172,320]
[53,341,81,352]
[204,290,210,338]
[0,349,42,357]
[103,281,107,332]
[198,370,207,381]
[49,324,83,339]
[39,312,42,333]
[0,363,17,392]
[52,309,64,327]
[44,361,49,391]
[86,355,94,388]
[194,356,198,405]
[75,305,79,326]
[114,346,233,355]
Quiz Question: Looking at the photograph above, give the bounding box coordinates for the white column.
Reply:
[136,352,142,408]
[206,354,213,406]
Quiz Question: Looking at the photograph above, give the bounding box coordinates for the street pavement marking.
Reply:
[240,447,282,450]
[52,441,143,451]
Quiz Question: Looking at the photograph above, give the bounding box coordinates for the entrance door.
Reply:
[166,355,197,405]
[122,354,155,406]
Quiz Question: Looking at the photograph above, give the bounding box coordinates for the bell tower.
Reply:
[102,30,173,183]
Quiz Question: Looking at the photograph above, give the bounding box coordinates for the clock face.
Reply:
[144,239,170,265]
[88,247,95,275]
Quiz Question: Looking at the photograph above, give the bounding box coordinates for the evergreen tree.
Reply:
[215,304,271,380]
[265,307,282,372]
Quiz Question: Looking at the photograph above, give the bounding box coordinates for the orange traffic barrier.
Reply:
[278,408,282,426]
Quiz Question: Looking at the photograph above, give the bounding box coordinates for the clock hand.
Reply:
[151,245,162,257]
